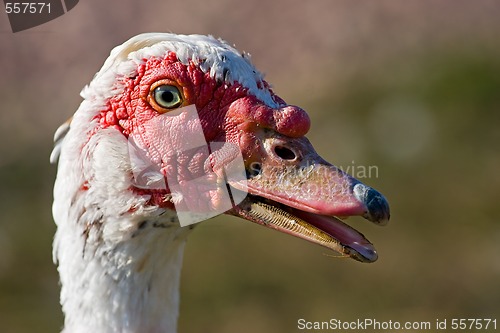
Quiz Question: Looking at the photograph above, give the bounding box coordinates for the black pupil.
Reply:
[160,89,174,103]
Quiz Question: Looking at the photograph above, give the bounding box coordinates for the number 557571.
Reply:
[451,319,496,330]
[4,2,51,14]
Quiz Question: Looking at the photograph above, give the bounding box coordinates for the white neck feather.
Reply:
[56,217,189,333]
[53,122,192,332]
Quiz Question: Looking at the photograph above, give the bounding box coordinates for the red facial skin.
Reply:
[95,52,311,208]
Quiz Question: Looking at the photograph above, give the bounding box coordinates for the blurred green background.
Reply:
[1,1,499,332]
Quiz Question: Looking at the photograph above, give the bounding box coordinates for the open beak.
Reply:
[227,130,390,263]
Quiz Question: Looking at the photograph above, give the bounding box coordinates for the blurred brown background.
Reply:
[1,1,499,332]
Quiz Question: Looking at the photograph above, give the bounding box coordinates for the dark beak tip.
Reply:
[353,183,390,225]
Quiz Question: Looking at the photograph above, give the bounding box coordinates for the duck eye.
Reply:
[152,85,183,110]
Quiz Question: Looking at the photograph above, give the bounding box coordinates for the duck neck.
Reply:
[56,217,190,333]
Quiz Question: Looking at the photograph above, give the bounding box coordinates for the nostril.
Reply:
[274,146,296,161]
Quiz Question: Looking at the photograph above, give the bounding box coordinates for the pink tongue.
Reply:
[291,209,378,262]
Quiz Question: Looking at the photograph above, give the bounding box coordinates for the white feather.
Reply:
[52,107,188,332]
[82,33,278,108]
